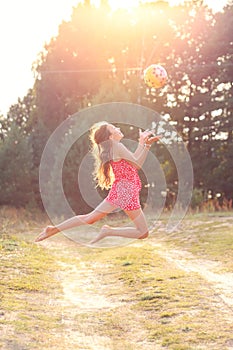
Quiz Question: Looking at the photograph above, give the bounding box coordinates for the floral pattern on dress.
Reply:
[106,159,141,210]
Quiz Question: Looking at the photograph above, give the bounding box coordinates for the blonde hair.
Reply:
[89,122,115,190]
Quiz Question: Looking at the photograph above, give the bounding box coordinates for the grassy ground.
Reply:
[155,212,233,271]
[0,207,63,349]
[0,206,233,349]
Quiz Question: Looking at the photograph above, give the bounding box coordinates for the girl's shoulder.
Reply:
[112,142,125,161]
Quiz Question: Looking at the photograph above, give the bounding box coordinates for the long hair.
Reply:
[89,122,114,190]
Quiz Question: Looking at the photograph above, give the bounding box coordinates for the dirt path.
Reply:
[153,243,233,311]
[166,248,232,308]
[58,261,122,350]
[42,240,117,349]
[43,239,159,350]
[148,218,233,314]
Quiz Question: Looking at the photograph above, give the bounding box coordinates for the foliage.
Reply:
[190,187,204,209]
[6,89,36,134]
[0,123,34,207]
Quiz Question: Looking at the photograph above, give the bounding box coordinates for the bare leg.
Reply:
[89,208,149,244]
[35,200,117,242]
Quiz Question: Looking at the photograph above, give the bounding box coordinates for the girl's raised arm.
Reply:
[117,142,149,169]
[117,130,161,169]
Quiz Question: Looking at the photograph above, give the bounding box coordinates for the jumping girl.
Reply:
[35,122,160,244]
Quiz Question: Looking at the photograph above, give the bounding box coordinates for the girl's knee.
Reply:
[76,214,95,225]
[88,216,97,225]
[138,231,149,239]
[83,210,106,225]
[84,213,96,225]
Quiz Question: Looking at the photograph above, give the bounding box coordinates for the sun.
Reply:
[108,0,139,10]
[93,0,187,11]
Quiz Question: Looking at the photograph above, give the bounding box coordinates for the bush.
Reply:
[191,188,204,210]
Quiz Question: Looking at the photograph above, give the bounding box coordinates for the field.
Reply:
[0,206,233,350]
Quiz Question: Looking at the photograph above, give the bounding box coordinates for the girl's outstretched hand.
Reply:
[139,129,162,146]
[145,134,162,146]
[138,129,154,144]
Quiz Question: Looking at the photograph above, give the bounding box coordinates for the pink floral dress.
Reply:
[106,159,142,211]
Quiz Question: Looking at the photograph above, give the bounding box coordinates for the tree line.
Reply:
[0,0,232,212]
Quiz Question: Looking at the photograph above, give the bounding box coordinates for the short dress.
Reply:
[105,159,142,211]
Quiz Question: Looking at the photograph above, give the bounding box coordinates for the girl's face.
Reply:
[107,124,124,141]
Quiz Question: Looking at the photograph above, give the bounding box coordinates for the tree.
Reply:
[0,123,34,207]
[33,2,112,131]
[6,89,36,134]
[30,0,233,205]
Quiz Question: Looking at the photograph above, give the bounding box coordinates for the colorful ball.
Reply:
[144,64,168,88]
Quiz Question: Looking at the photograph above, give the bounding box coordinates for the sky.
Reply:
[0,0,228,116]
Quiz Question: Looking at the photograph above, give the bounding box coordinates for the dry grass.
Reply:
[0,206,233,349]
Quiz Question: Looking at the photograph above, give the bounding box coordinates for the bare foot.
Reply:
[89,224,111,245]
[35,226,59,242]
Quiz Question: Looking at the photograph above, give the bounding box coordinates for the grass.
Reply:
[0,208,63,349]
[155,212,233,271]
[0,206,233,349]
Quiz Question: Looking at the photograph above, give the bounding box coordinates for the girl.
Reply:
[35,122,160,244]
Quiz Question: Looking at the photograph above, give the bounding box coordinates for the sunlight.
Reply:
[92,0,139,10]
[93,0,226,12]
[108,0,139,10]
